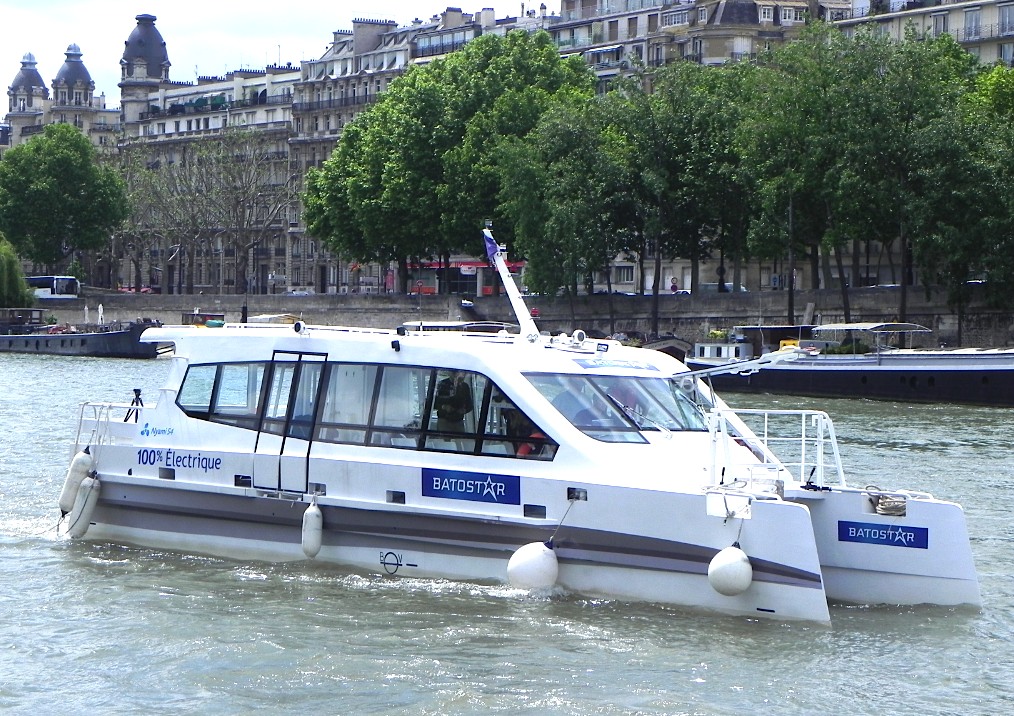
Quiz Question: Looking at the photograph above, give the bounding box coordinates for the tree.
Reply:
[0,233,34,307]
[499,96,629,327]
[0,123,127,268]
[122,127,295,294]
[304,30,594,291]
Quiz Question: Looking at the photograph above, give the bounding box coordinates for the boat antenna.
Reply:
[483,228,539,342]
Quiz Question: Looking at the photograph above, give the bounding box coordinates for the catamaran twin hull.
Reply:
[58,320,980,624]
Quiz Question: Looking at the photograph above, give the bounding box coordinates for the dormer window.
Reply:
[698,7,708,22]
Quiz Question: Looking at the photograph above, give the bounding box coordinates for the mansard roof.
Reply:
[9,52,49,96]
[53,43,93,88]
[122,13,170,77]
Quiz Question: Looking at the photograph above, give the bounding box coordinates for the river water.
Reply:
[1,353,1011,715]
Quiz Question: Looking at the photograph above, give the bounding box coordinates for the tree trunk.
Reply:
[651,238,662,338]
[834,245,851,322]
[899,222,908,322]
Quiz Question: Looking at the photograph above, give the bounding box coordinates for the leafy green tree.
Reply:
[0,123,127,268]
[935,63,1014,313]
[304,30,594,292]
[0,233,34,307]
[499,96,629,327]
[842,31,978,319]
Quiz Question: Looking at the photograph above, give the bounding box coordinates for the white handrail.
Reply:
[710,408,847,488]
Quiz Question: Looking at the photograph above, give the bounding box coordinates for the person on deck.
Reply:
[434,371,473,432]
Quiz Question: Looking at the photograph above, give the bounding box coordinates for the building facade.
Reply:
[7,3,971,297]
[836,0,1014,67]
[2,45,118,160]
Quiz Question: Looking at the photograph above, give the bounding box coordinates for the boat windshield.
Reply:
[525,373,708,442]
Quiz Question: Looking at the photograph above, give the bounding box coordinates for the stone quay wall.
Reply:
[46,285,1014,349]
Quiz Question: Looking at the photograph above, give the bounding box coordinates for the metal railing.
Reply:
[709,408,846,489]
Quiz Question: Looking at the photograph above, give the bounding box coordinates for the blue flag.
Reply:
[483,230,498,261]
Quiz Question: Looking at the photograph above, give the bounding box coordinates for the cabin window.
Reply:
[261,362,297,436]
[211,362,265,428]
[317,363,379,444]
[178,362,267,426]
[525,373,707,442]
[370,365,432,448]
[287,359,324,439]
[177,364,218,418]
[177,360,556,459]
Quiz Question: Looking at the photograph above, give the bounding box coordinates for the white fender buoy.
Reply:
[708,544,753,596]
[67,475,100,539]
[58,448,93,516]
[507,541,559,590]
[301,501,323,559]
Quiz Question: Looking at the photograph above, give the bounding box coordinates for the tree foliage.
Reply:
[0,123,128,267]
[123,128,295,293]
[0,232,34,308]
[304,30,594,291]
[306,21,1014,325]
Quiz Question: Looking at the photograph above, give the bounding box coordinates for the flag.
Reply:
[483,229,498,261]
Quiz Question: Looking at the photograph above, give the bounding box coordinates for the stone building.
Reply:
[835,0,1014,67]
[2,44,118,160]
[6,3,965,297]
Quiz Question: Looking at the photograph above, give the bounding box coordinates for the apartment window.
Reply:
[964,8,981,39]
[1001,4,1014,35]
[615,265,634,284]
[931,13,948,37]
[760,5,773,21]
[663,9,689,25]
[1000,42,1014,65]
[698,8,708,22]
[174,120,180,132]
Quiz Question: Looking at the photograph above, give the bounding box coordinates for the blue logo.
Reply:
[140,423,174,437]
[838,521,928,549]
[422,468,520,505]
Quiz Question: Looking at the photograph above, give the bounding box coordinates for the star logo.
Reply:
[480,476,500,500]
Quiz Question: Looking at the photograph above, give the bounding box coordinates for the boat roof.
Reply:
[141,322,686,378]
[812,322,931,334]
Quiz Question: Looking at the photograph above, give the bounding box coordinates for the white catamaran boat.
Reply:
[58,232,980,623]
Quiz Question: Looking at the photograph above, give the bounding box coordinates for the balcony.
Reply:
[292,95,379,112]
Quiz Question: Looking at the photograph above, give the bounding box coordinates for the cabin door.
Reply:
[252,351,326,492]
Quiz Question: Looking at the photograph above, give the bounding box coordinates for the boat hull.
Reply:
[1,321,162,359]
[80,474,832,623]
[688,354,1014,406]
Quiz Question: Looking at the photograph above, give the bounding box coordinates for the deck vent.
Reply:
[158,467,175,480]
[387,490,406,504]
[567,487,588,501]
[524,504,547,519]
[234,474,252,488]
[308,482,327,496]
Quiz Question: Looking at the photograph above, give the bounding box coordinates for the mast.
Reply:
[483,229,540,341]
